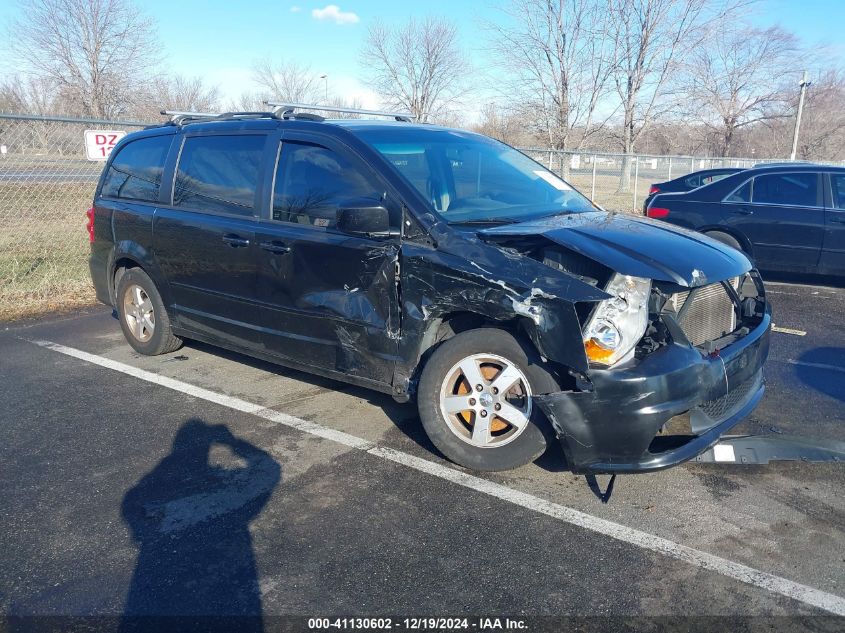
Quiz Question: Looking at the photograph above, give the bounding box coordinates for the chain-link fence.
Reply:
[0,113,145,319]
[517,148,845,215]
[2,112,841,319]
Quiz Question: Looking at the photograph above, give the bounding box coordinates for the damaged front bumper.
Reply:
[535,307,772,474]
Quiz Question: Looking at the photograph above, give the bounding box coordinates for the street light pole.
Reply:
[320,74,328,102]
[790,71,811,161]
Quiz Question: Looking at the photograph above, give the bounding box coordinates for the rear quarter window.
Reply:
[101,135,172,202]
[724,179,751,203]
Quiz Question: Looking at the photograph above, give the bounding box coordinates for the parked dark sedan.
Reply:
[643,167,744,211]
[646,164,845,276]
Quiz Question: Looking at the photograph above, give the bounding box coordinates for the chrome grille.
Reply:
[672,280,738,347]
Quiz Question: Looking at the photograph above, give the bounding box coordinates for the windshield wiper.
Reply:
[447,218,520,225]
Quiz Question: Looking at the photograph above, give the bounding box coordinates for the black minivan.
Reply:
[89,105,770,475]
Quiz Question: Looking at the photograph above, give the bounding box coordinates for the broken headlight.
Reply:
[583,274,651,367]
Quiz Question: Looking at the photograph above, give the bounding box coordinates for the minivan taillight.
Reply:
[647,207,670,219]
[86,207,95,243]
[648,185,660,195]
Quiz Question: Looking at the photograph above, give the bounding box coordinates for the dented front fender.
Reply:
[395,228,610,388]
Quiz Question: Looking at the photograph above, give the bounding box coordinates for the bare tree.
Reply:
[9,0,159,119]
[361,16,468,122]
[485,0,614,169]
[322,95,366,118]
[682,26,798,156]
[607,0,725,191]
[0,75,64,115]
[251,57,320,104]
[225,92,267,112]
[474,102,524,145]
[137,75,221,119]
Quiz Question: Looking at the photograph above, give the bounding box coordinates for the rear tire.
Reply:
[417,328,558,472]
[116,268,182,356]
[705,230,744,253]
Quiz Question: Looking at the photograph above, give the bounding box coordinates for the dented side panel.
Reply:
[255,221,402,384]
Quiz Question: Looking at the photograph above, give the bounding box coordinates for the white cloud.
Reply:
[290,5,301,12]
[311,4,359,25]
[328,76,380,110]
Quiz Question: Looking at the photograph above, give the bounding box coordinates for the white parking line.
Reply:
[782,359,845,375]
[767,290,832,299]
[29,338,845,617]
[766,281,843,293]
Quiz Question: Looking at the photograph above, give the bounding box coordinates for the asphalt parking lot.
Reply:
[1,279,844,628]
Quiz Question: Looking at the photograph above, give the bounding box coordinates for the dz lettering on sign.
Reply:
[84,130,127,161]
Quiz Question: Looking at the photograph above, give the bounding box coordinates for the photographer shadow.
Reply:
[120,419,280,631]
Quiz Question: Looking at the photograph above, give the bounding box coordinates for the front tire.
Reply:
[116,268,182,356]
[417,328,558,472]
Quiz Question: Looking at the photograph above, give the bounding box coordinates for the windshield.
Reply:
[353,128,596,223]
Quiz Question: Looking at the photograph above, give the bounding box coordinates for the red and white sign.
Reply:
[84,130,127,161]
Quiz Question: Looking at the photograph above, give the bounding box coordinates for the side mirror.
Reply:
[337,205,396,237]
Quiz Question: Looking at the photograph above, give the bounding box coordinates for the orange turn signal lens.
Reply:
[584,338,614,364]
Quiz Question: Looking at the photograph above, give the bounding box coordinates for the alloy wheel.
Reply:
[438,353,532,448]
[122,283,155,342]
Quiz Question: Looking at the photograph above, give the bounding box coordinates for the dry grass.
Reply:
[0,182,97,321]
[569,174,649,214]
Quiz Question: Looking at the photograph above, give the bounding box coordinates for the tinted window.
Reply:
[725,180,751,203]
[702,172,734,186]
[831,174,845,209]
[752,172,818,206]
[173,135,265,215]
[101,135,171,202]
[354,128,595,224]
[273,141,383,228]
[684,175,701,188]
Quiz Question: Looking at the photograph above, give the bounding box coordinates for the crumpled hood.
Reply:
[480,211,752,288]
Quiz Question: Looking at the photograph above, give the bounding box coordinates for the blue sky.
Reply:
[1,0,844,110]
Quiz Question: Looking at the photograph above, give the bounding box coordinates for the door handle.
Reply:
[830,216,845,224]
[259,240,291,254]
[730,208,754,216]
[222,234,250,247]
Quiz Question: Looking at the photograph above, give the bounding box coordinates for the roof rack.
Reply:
[265,102,416,122]
[160,103,417,127]
[161,110,278,125]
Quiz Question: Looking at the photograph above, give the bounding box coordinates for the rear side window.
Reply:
[272,141,382,228]
[752,172,818,206]
[684,174,701,188]
[101,135,171,202]
[173,135,265,216]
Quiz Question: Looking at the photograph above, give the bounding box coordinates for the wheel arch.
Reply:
[405,310,573,400]
[109,241,172,309]
[700,225,754,257]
